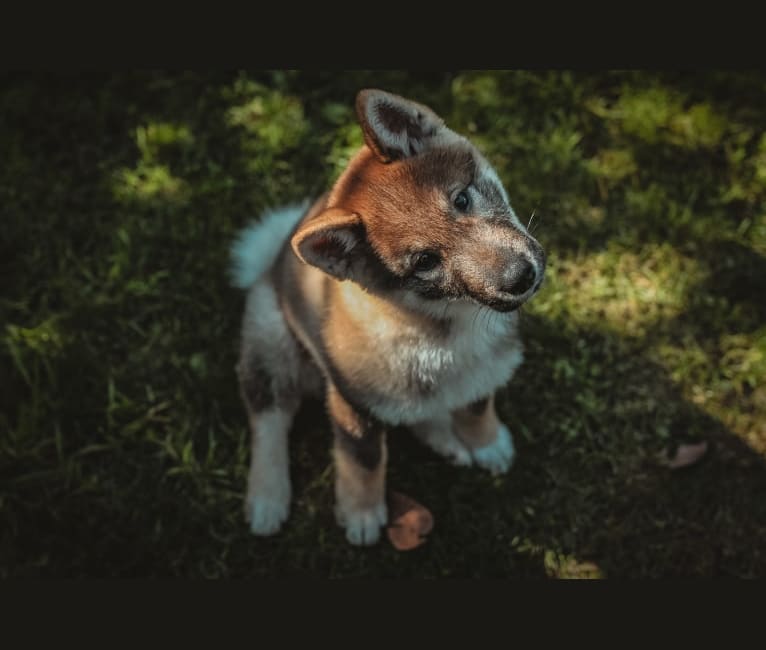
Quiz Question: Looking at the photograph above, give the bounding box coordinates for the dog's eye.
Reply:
[453,190,470,211]
[412,251,441,273]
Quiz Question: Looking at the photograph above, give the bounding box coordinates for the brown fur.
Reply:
[297,144,544,310]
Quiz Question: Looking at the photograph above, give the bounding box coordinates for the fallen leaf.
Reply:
[386,491,434,551]
[663,441,709,469]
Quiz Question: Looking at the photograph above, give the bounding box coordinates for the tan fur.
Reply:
[333,448,387,511]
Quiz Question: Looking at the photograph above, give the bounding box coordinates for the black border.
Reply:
[2,7,763,68]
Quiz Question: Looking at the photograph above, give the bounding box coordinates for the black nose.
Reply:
[502,259,536,296]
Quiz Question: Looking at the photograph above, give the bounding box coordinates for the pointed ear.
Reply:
[356,89,445,163]
[291,208,366,280]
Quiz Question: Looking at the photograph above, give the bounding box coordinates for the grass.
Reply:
[1,70,765,578]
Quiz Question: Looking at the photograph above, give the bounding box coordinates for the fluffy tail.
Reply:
[229,202,309,289]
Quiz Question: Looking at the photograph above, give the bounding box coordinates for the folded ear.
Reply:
[291,207,366,280]
[356,89,445,163]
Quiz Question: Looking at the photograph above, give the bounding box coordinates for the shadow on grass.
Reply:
[506,312,766,578]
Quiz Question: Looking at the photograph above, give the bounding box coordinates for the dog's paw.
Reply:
[412,426,473,467]
[443,441,474,467]
[246,494,290,536]
[431,437,473,467]
[471,424,516,475]
[336,501,387,546]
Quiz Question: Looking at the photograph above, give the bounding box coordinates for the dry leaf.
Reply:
[386,491,434,551]
[663,441,709,469]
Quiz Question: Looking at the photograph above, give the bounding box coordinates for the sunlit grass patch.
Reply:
[225,80,308,155]
[588,84,727,150]
[112,162,189,204]
[755,134,766,187]
[653,328,766,453]
[3,318,69,446]
[532,242,704,337]
[227,94,306,149]
[586,148,638,200]
[543,550,604,579]
[135,122,194,163]
[5,318,67,364]
[109,118,197,206]
[719,330,766,394]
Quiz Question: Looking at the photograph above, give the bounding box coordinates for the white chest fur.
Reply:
[335,286,524,425]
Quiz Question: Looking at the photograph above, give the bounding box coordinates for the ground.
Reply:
[1,70,765,577]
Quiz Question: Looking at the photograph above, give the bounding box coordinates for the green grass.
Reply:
[2,70,765,577]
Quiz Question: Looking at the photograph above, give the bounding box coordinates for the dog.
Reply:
[230,89,546,545]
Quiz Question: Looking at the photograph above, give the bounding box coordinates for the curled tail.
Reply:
[229,201,309,289]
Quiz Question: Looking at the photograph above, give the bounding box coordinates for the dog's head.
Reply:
[291,89,546,314]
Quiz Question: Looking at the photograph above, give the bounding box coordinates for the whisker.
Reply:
[527,208,537,230]
[529,208,542,236]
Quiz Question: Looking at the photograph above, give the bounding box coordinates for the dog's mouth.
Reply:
[411,275,545,314]
[486,298,522,313]
[472,277,545,313]
[466,292,522,313]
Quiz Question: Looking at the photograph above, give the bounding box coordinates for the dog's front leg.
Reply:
[452,395,516,475]
[327,382,388,546]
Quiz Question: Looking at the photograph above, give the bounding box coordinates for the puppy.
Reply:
[230,89,546,545]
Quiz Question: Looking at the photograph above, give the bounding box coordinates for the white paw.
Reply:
[336,501,387,546]
[471,424,516,475]
[430,437,473,467]
[246,495,290,536]
[413,427,474,467]
[444,442,474,467]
